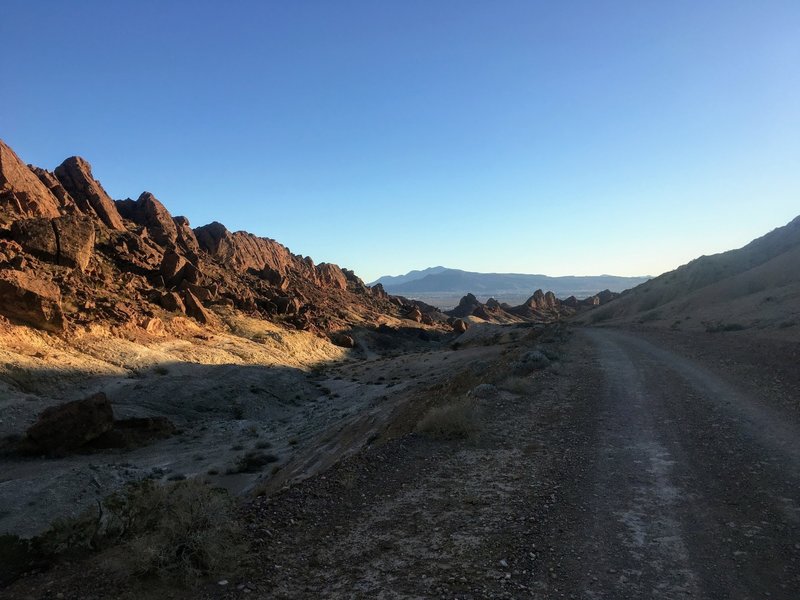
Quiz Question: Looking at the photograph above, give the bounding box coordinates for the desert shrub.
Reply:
[590,308,614,323]
[416,399,479,440]
[40,479,245,584]
[511,350,550,375]
[234,451,279,473]
[498,376,534,396]
[638,310,661,323]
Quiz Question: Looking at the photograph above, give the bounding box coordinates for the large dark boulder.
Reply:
[26,393,114,454]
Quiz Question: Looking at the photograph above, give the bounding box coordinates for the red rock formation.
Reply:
[10,215,95,271]
[0,270,65,331]
[54,156,125,230]
[29,166,80,213]
[317,262,348,290]
[0,140,61,224]
[116,192,178,246]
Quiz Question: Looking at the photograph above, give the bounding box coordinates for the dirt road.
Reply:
[197,327,798,599]
[554,328,800,599]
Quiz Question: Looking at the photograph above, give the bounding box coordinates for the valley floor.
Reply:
[6,325,800,599]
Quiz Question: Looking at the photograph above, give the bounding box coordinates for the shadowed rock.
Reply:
[11,216,95,271]
[26,393,114,454]
[0,270,65,331]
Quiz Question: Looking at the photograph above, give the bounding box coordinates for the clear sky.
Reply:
[3,1,799,283]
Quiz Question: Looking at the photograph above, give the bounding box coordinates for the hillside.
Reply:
[0,137,574,547]
[577,215,800,334]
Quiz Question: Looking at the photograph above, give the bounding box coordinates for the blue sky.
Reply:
[3,1,798,282]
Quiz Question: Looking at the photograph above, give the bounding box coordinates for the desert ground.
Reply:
[4,318,799,599]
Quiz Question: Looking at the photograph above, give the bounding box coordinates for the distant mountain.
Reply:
[373,267,649,299]
[370,266,449,287]
[578,215,800,332]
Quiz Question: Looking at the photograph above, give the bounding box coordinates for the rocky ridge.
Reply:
[0,139,586,343]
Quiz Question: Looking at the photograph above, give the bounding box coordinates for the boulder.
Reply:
[183,290,215,324]
[178,280,215,302]
[26,392,114,453]
[0,140,61,224]
[55,215,96,271]
[274,296,300,315]
[451,318,468,333]
[259,266,289,291]
[160,250,187,286]
[329,332,356,348]
[0,270,65,331]
[54,156,125,230]
[10,215,95,271]
[158,291,186,314]
[405,306,423,322]
[142,316,165,335]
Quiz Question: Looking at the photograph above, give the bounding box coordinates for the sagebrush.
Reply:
[41,478,246,584]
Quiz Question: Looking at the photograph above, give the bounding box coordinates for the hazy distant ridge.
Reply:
[372,267,649,298]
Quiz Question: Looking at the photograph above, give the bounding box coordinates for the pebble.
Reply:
[218,579,228,586]
[499,559,509,568]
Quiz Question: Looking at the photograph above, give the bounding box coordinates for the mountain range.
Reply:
[371,267,649,307]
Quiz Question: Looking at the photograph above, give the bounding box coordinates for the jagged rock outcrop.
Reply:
[0,140,61,224]
[26,393,114,454]
[449,293,483,318]
[0,270,65,331]
[54,156,125,230]
[0,139,455,338]
[194,221,345,288]
[10,215,95,271]
[317,263,348,290]
[29,167,79,213]
[116,192,178,247]
[183,290,215,324]
[451,318,468,333]
[173,216,201,259]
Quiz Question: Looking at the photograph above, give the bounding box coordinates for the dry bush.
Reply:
[41,478,246,585]
[416,398,479,440]
[498,376,535,396]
